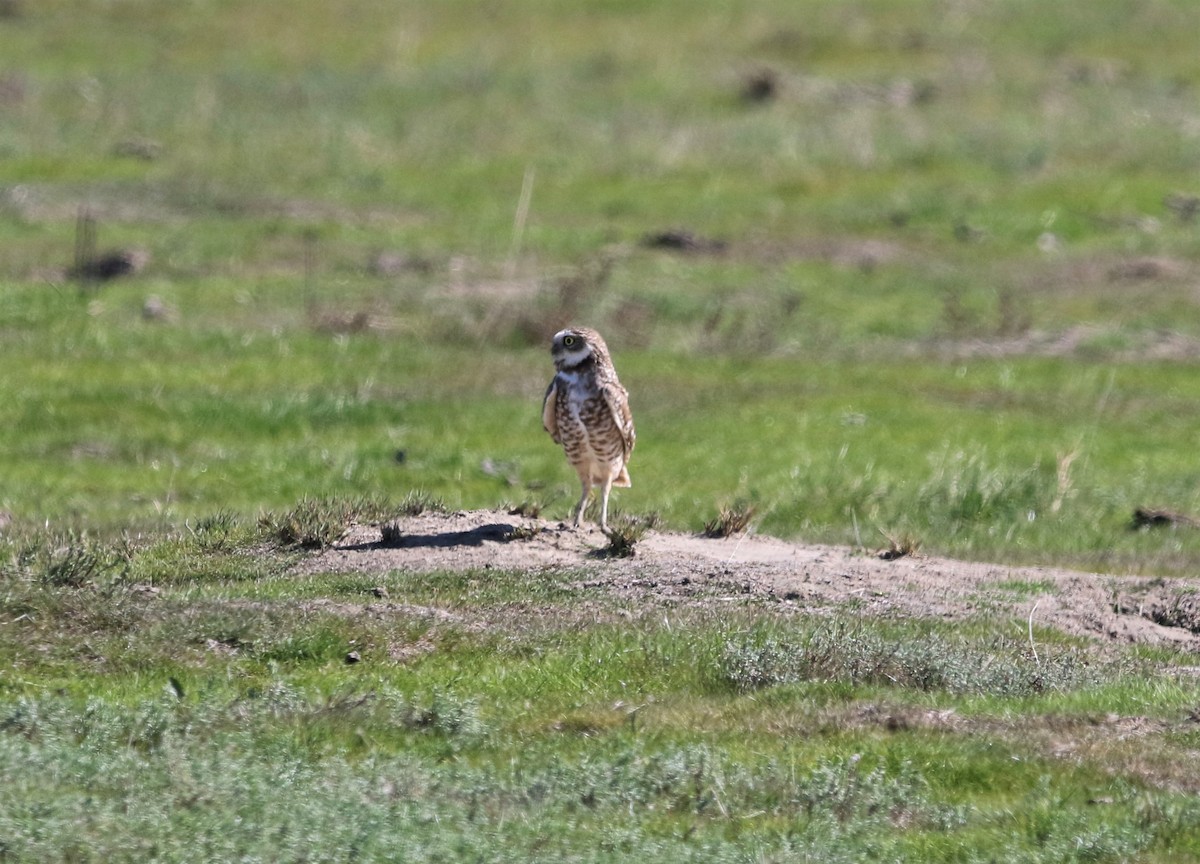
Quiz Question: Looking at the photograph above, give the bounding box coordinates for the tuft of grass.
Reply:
[601,512,658,558]
[506,523,542,542]
[187,509,250,552]
[916,450,1050,530]
[260,498,352,549]
[397,490,447,517]
[703,499,757,538]
[385,689,487,739]
[379,521,404,546]
[506,499,545,518]
[877,529,922,561]
[5,531,131,588]
[260,495,403,549]
[190,509,240,536]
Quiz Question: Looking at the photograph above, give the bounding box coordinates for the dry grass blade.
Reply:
[877,529,921,561]
[507,500,543,518]
[703,501,757,538]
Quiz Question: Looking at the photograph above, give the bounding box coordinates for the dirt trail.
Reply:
[306,509,1200,651]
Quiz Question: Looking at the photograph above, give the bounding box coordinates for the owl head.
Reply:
[550,327,608,371]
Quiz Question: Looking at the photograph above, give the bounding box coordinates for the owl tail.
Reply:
[613,465,632,487]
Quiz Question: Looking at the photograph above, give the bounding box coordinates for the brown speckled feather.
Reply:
[541,379,561,444]
[601,380,636,461]
[542,327,636,529]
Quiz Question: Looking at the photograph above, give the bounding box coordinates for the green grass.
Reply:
[6,301,1200,572]
[4,531,1200,862]
[7,0,1200,859]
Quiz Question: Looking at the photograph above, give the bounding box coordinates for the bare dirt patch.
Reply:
[300,509,1200,652]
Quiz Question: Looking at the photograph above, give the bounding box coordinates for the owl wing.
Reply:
[541,378,561,443]
[602,382,636,459]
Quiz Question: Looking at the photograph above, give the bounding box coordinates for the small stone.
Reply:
[345,651,361,665]
[142,295,176,322]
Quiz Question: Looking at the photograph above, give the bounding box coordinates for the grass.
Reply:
[9,307,1200,573]
[6,0,1200,858]
[716,620,1105,697]
[703,499,757,539]
[600,511,659,557]
[4,526,1200,861]
[257,493,437,549]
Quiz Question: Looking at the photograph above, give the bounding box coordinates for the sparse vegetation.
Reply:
[507,499,545,518]
[2,534,1200,861]
[260,495,402,548]
[4,530,131,588]
[877,529,922,561]
[379,520,404,546]
[506,522,542,542]
[187,509,244,551]
[717,621,1102,697]
[397,490,446,518]
[703,499,757,538]
[601,512,656,558]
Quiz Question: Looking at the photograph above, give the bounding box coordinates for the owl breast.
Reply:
[554,371,628,483]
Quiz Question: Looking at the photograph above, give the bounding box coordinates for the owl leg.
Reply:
[573,478,592,528]
[598,476,614,534]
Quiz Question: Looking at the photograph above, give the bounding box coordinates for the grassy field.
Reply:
[6,507,1200,862]
[6,0,1200,860]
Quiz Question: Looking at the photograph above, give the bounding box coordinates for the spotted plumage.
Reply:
[542,327,635,532]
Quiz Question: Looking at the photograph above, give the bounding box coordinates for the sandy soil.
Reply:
[305,509,1200,652]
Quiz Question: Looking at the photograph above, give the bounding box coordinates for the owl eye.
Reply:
[563,335,577,347]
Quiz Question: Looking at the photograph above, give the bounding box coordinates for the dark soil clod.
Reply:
[641,229,727,255]
[1131,507,1200,530]
[740,68,779,103]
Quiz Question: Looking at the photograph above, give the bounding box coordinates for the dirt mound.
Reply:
[304,509,1200,651]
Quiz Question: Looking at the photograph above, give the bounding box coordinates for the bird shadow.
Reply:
[340,523,516,552]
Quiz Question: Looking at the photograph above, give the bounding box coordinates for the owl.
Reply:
[542,327,636,532]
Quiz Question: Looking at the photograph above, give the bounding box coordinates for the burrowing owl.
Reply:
[542,327,636,532]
